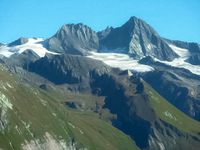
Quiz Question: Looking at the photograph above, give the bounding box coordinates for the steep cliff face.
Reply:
[47,24,99,55]
[47,17,178,61]
[99,17,178,60]
[0,64,139,150]
[167,39,200,53]
[166,39,200,65]
[27,54,200,150]
[1,16,200,150]
[140,57,200,121]
[29,54,110,87]
[187,53,200,65]
[89,71,200,150]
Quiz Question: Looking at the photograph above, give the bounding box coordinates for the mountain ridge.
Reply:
[47,23,99,55]
[1,16,200,150]
[44,16,179,60]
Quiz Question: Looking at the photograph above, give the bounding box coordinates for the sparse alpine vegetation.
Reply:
[0,64,138,150]
[0,16,200,150]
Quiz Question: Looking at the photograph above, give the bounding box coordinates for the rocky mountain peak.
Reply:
[123,16,158,35]
[98,26,114,40]
[59,23,92,33]
[8,37,29,46]
[124,16,142,27]
[47,23,99,55]
[99,16,178,61]
[45,16,179,61]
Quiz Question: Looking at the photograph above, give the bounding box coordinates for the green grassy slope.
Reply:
[144,81,200,136]
[0,65,139,150]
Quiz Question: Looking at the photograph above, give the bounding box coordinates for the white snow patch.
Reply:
[0,38,59,58]
[9,141,15,150]
[0,46,14,57]
[6,82,14,89]
[155,58,200,76]
[68,122,75,129]
[87,52,154,72]
[0,91,12,131]
[79,129,84,135]
[0,91,13,110]
[15,125,22,135]
[168,44,190,58]
[21,121,34,137]
[157,142,165,150]
[146,44,155,50]
[152,44,200,76]
[52,113,57,117]
[163,111,177,121]
[21,132,83,150]
[38,98,47,106]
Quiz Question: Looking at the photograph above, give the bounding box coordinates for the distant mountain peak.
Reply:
[122,16,158,35]
[8,37,29,46]
[126,16,141,24]
[47,23,99,55]
[99,16,178,60]
[60,23,91,31]
[4,16,179,61]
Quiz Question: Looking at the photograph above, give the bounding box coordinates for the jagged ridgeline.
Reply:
[46,17,178,61]
[0,16,200,150]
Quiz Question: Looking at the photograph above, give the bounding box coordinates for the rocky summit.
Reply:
[99,17,178,61]
[0,16,200,150]
[47,23,99,55]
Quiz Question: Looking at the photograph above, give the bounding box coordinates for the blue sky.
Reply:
[0,0,199,43]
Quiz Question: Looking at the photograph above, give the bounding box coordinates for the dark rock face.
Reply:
[8,37,29,46]
[9,51,200,150]
[148,120,200,150]
[0,57,5,64]
[166,39,200,65]
[6,49,40,68]
[97,26,113,40]
[39,84,54,91]
[143,71,200,119]
[90,71,200,150]
[29,54,110,85]
[99,17,178,60]
[187,53,200,65]
[27,53,165,149]
[140,58,200,121]
[167,39,200,53]
[47,24,99,55]
[90,71,156,148]
[46,17,178,61]
[139,56,155,64]
[2,16,200,150]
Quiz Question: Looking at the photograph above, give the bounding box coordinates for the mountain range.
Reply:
[0,16,200,150]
